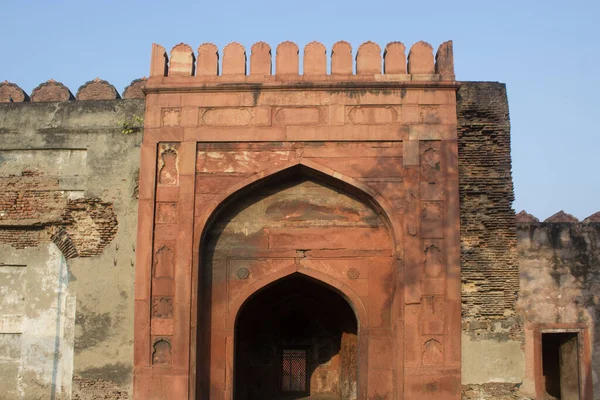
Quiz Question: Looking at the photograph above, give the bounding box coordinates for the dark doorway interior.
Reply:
[234,274,358,400]
[541,332,580,400]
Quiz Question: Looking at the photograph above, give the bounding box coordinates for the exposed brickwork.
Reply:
[122,78,147,99]
[457,82,520,322]
[0,227,44,248]
[0,80,29,103]
[0,98,144,400]
[462,383,528,400]
[60,198,119,257]
[76,78,120,101]
[31,79,74,102]
[544,210,579,223]
[72,375,129,400]
[0,171,118,256]
[515,210,539,223]
[584,211,600,223]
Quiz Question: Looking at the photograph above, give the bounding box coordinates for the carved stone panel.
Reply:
[156,203,178,224]
[273,106,327,126]
[421,296,445,335]
[200,107,254,126]
[154,245,174,279]
[421,201,443,239]
[152,297,174,318]
[346,106,401,125]
[158,144,180,186]
[422,338,443,366]
[419,105,440,124]
[152,338,173,365]
[420,141,441,183]
[423,243,443,278]
[161,108,181,127]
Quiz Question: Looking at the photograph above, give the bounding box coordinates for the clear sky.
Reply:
[1,1,598,221]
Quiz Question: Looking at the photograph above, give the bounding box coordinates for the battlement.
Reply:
[516,210,600,224]
[0,40,454,103]
[0,78,147,103]
[148,40,455,86]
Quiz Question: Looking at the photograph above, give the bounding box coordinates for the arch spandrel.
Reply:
[195,159,402,258]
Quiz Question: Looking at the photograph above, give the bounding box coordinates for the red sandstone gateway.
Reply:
[133,39,461,399]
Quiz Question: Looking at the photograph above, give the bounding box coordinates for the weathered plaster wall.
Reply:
[457,82,526,399]
[0,100,144,399]
[517,220,600,399]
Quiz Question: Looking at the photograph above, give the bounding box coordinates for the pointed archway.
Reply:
[194,166,396,399]
[234,273,358,400]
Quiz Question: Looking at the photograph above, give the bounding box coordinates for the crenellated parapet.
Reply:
[31,80,74,102]
[0,77,148,103]
[516,209,600,224]
[148,40,455,85]
[0,80,29,102]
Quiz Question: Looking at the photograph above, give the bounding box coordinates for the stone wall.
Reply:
[0,99,144,399]
[0,77,596,399]
[517,219,599,399]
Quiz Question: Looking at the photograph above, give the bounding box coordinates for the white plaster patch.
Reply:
[0,243,74,399]
[461,332,525,384]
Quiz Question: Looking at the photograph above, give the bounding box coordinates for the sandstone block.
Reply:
[384,42,407,74]
[356,41,381,74]
[331,41,353,74]
[276,41,299,75]
[197,43,219,76]
[222,42,246,75]
[250,42,272,75]
[408,41,434,74]
[169,43,195,76]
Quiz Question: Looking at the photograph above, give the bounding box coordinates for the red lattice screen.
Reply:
[281,349,308,394]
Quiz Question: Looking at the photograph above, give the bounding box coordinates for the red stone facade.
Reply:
[134,40,461,399]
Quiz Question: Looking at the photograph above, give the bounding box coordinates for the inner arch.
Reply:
[234,273,358,400]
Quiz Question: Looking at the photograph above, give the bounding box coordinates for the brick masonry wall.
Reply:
[456,82,525,397]
[457,82,519,323]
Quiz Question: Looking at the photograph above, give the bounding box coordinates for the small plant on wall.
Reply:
[118,114,144,135]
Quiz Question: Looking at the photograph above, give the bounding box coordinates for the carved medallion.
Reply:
[152,297,174,318]
[237,267,250,280]
[347,268,360,279]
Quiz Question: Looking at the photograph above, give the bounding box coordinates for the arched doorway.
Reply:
[235,273,358,400]
[196,167,396,400]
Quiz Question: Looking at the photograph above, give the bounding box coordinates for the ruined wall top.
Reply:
[516,210,600,224]
[147,40,455,90]
[0,78,147,103]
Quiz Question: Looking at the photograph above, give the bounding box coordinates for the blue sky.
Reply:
[1,1,598,220]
